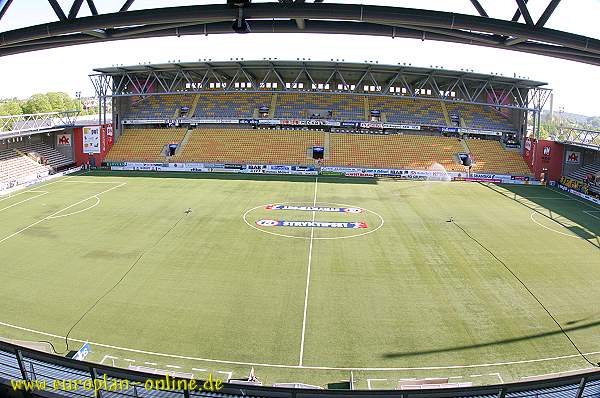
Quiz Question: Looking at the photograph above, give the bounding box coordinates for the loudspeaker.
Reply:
[312,146,324,160]
[232,18,251,33]
[228,0,251,7]
[458,153,472,166]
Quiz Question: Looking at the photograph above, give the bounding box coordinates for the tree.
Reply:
[22,94,52,114]
[0,99,23,116]
[46,92,73,112]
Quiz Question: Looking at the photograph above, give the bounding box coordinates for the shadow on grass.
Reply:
[481,182,600,250]
[383,318,600,359]
[79,170,378,185]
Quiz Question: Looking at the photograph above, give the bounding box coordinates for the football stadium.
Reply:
[1,1,600,397]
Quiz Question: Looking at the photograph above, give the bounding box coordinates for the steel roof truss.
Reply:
[0,0,14,22]
[47,0,67,21]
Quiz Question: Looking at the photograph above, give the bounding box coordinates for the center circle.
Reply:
[242,201,384,240]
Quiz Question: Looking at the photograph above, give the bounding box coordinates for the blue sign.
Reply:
[73,343,91,361]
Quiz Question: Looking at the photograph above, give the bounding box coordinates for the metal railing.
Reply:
[1,340,600,398]
[0,111,80,138]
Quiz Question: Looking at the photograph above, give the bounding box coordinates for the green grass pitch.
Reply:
[0,171,599,389]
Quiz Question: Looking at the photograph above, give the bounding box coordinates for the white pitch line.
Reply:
[99,355,118,365]
[166,365,182,369]
[584,211,600,221]
[530,212,580,239]
[2,319,600,371]
[0,191,48,213]
[59,180,125,184]
[492,372,505,384]
[217,371,233,381]
[0,175,73,201]
[367,379,387,390]
[0,183,125,246]
[145,362,158,366]
[299,176,318,367]
[517,197,573,200]
[47,196,101,219]
[549,187,600,211]
[520,367,596,380]
[192,368,207,372]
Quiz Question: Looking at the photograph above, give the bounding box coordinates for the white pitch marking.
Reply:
[217,371,233,381]
[0,183,125,246]
[47,196,101,219]
[99,355,118,365]
[145,362,158,366]
[166,365,182,369]
[530,212,580,239]
[367,379,387,390]
[123,358,136,362]
[517,197,573,200]
[448,376,463,379]
[0,191,48,213]
[1,319,600,371]
[491,372,505,384]
[299,177,318,367]
[0,175,73,201]
[470,374,482,377]
[584,211,600,221]
[549,187,600,211]
[520,368,595,380]
[192,368,207,372]
[59,180,125,184]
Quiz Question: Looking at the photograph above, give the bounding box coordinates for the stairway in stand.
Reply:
[363,96,370,121]
[269,93,278,118]
[323,131,331,160]
[440,101,452,127]
[172,128,195,160]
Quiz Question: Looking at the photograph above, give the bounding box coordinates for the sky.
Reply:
[0,0,599,116]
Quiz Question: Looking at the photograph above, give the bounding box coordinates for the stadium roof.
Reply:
[90,60,551,111]
[93,60,548,88]
[0,1,599,66]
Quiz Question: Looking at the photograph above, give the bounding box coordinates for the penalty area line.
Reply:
[0,182,125,246]
[299,176,318,366]
[0,175,74,201]
[1,319,600,371]
[0,191,49,213]
[584,211,600,221]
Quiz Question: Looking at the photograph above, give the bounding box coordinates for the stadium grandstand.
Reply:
[94,60,549,179]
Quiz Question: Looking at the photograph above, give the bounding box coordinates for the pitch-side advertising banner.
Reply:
[110,163,537,184]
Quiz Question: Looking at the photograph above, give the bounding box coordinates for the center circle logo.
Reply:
[243,202,384,240]
[256,219,279,227]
